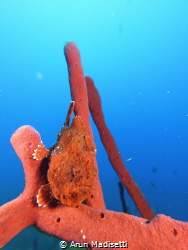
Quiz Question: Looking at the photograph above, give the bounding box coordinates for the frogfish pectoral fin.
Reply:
[33,143,50,160]
[36,183,54,207]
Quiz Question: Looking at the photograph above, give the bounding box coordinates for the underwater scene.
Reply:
[0,1,188,249]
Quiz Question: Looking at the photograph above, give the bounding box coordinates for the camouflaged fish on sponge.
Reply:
[33,101,97,207]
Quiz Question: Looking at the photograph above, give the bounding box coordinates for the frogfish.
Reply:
[33,101,97,207]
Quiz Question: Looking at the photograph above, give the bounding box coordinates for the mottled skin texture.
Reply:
[48,116,97,206]
[37,116,97,207]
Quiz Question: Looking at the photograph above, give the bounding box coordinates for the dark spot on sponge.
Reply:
[172,228,178,236]
[145,220,151,224]
[100,213,105,218]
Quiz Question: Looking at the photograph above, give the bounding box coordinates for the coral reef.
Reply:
[0,42,187,249]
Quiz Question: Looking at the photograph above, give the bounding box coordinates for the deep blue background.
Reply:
[0,1,188,249]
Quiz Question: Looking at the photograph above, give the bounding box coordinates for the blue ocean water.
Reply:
[0,1,188,249]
